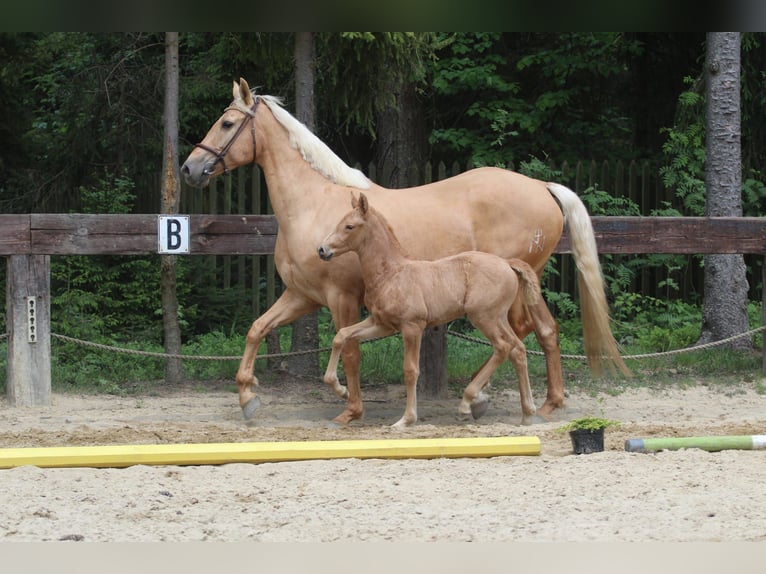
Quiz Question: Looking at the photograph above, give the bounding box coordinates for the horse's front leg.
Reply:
[392,325,423,429]
[324,315,395,425]
[235,289,320,419]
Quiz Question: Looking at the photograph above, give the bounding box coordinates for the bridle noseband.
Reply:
[194,99,259,175]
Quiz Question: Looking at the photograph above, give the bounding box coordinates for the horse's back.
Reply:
[367,167,563,271]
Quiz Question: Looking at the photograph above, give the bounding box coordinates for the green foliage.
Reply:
[659,78,706,215]
[430,32,644,167]
[50,175,169,343]
[557,417,621,433]
[52,340,164,393]
[180,331,246,381]
[610,293,701,350]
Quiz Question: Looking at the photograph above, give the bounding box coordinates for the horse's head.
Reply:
[181,78,259,188]
[318,193,370,261]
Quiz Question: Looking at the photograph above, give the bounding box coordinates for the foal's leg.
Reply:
[235,289,320,419]
[458,315,512,418]
[458,346,509,419]
[323,316,395,424]
[393,324,424,429]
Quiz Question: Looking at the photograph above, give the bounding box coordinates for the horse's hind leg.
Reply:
[510,296,564,416]
[505,332,539,425]
[235,289,320,419]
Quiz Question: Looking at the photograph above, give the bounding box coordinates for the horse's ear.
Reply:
[239,78,254,106]
[358,193,369,215]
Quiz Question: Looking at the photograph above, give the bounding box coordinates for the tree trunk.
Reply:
[286,32,321,377]
[376,74,445,397]
[161,32,184,383]
[697,32,750,350]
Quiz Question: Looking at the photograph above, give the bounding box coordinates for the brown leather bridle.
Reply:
[194,99,259,175]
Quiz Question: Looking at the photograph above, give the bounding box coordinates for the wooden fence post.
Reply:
[6,254,51,406]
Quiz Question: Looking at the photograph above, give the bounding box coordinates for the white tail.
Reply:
[546,182,630,377]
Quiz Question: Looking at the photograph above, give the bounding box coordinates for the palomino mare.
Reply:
[318,192,542,427]
[181,78,629,425]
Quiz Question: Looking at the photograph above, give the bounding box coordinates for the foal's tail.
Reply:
[508,258,541,307]
[546,182,631,377]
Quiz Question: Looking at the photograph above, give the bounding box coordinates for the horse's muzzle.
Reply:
[317,246,333,261]
[181,159,214,188]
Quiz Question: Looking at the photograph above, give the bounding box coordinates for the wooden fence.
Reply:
[3,212,766,407]
[43,158,751,305]
[178,159,761,307]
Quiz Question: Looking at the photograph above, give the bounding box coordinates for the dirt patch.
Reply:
[0,376,764,542]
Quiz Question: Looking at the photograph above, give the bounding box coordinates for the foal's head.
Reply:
[317,193,371,261]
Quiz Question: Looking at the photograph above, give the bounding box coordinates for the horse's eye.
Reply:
[345,225,354,230]
[222,120,234,129]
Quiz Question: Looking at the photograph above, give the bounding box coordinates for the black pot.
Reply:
[569,428,605,454]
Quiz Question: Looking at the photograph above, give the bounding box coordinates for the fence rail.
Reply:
[3,213,766,407]
[3,214,766,256]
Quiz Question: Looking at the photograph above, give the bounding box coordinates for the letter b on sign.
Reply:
[158,216,190,254]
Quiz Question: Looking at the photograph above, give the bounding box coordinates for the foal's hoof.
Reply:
[470,393,490,420]
[521,413,547,426]
[242,396,262,420]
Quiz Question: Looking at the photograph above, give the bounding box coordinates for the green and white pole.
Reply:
[625,435,766,453]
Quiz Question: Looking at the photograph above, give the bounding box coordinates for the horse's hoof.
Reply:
[470,395,490,420]
[242,396,261,420]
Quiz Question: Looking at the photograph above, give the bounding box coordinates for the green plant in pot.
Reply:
[558,417,620,454]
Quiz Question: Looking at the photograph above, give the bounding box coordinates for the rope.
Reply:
[21,324,762,364]
[447,324,766,361]
[49,333,328,361]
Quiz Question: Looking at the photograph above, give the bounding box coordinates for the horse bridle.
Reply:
[194,99,259,175]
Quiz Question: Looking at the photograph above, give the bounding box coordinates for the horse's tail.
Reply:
[545,182,630,377]
[508,258,541,307]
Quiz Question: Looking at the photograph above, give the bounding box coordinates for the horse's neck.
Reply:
[255,105,368,228]
[356,211,409,285]
[254,111,333,223]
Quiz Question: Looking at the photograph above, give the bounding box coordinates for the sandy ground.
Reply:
[0,375,764,543]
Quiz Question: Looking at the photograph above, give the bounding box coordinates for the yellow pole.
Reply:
[0,436,540,469]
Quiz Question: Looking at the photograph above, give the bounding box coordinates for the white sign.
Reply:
[158,215,190,254]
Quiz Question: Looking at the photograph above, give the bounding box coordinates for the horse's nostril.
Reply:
[318,246,332,261]
[181,163,190,175]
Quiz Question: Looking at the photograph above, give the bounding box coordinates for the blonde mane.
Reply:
[256,94,370,190]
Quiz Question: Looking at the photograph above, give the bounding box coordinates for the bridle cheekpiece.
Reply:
[194,98,260,175]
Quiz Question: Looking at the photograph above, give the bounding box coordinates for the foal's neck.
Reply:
[356,209,409,282]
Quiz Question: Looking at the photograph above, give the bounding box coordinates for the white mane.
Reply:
[256,94,370,190]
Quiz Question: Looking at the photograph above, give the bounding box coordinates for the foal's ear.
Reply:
[358,193,369,215]
[239,77,254,107]
[350,191,358,209]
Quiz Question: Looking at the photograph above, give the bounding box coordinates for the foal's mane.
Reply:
[256,94,370,190]
[366,204,407,256]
